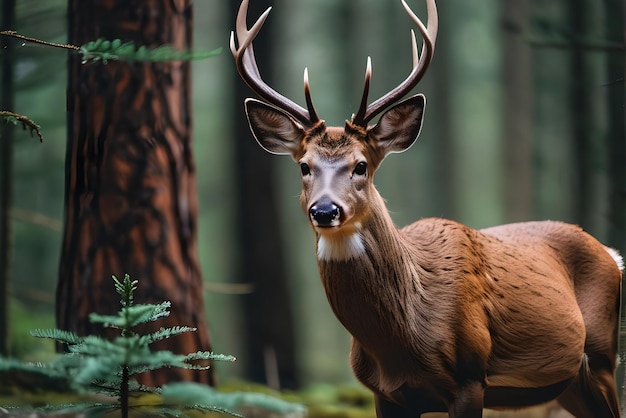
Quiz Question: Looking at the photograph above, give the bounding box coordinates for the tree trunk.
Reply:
[604,0,626,408]
[229,0,300,390]
[604,0,626,251]
[569,0,607,233]
[58,0,213,386]
[0,0,16,357]
[431,0,457,220]
[502,0,533,222]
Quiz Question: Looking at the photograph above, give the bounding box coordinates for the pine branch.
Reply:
[185,351,236,363]
[0,111,43,141]
[0,30,80,51]
[0,30,221,64]
[140,326,197,345]
[30,328,83,345]
[89,302,171,328]
[114,274,137,307]
[80,38,222,63]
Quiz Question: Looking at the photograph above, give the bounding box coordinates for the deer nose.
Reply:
[310,199,341,227]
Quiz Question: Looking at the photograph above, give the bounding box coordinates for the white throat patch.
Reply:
[317,232,366,262]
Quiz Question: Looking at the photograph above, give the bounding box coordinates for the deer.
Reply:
[230,0,623,416]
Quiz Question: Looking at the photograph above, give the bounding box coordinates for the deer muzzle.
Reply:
[309,197,342,228]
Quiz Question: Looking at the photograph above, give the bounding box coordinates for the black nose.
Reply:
[310,200,341,226]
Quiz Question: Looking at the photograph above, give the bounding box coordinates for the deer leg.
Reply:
[374,394,415,418]
[556,354,619,418]
[448,381,484,418]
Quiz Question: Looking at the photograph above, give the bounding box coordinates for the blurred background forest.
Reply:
[2,0,624,393]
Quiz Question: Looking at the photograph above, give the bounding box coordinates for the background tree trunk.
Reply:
[502,0,533,223]
[568,0,609,235]
[58,0,213,386]
[604,0,625,252]
[0,0,16,357]
[229,0,300,390]
[604,0,626,408]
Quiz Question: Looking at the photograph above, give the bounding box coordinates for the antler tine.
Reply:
[353,0,438,126]
[231,0,317,125]
[304,68,320,123]
[352,57,372,125]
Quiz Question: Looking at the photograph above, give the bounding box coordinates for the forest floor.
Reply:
[1,371,575,418]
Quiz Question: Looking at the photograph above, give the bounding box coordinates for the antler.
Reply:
[352,0,438,126]
[230,0,320,126]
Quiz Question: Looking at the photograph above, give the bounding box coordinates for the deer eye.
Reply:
[353,161,367,176]
[300,162,311,176]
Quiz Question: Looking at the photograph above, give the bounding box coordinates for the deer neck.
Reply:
[314,190,425,344]
[316,188,408,264]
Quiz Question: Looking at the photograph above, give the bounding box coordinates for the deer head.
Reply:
[231,0,437,254]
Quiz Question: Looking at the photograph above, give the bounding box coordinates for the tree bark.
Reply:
[59,0,213,386]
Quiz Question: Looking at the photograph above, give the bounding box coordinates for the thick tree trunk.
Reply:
[58,0,213,386]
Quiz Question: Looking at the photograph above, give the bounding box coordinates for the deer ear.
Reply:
[369,94,425,154]
[244,98,306,157]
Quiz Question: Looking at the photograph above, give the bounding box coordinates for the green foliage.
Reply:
[8,300,56,361]
[161,382,307,415]
[1,30,221,64]
[80,38,222,64]
[1,274,305,417]
[0,111,43,141]
[300,384,375,418]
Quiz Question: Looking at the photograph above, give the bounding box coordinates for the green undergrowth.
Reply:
[0,275,305,418]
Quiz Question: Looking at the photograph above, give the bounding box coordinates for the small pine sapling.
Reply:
[1,279,306,417]
[29,274,239,417]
